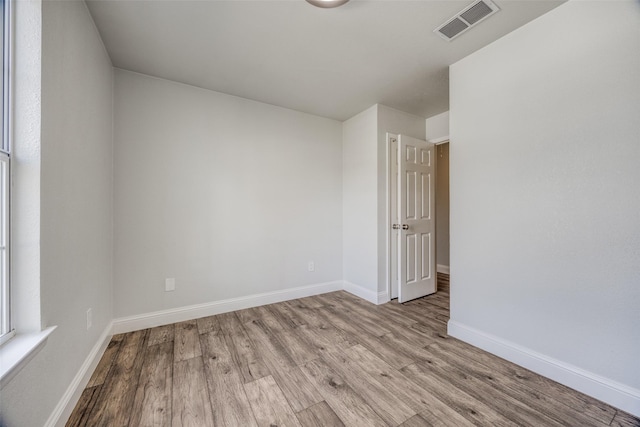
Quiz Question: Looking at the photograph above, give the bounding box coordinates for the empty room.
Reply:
[0,0,638,426]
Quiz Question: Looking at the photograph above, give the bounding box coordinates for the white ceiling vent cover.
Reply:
[434,0,500,41]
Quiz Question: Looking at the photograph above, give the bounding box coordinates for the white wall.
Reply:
[342,105,378,296]
[449,0,640,414]
[113,70,343,318]
[425,111,449,142]
[0,2,114,426]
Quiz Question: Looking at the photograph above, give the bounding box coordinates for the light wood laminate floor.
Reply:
[67,274,639,426]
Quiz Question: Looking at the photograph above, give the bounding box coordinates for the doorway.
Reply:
[388,134,449,302]
[435,142,450,275]
[388,134,437,303]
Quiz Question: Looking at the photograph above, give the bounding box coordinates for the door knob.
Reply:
[392,224,401,230]
[402,224,409,230]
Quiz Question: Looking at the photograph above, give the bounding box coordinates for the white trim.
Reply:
[45,323,113,427]
[112,281,343,334]
[343,281,377,304]
[0,329,15,347]
[343,281,388,305]
[386,132,398,302]
[437,264,450,274]
[448,320,640,417]
[377,291,390,305]
[0,326,56,388]
[428,136,449,145]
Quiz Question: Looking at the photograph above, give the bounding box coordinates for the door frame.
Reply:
[386,133,398,300]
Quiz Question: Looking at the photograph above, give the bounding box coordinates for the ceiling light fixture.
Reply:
[306,0,350,8]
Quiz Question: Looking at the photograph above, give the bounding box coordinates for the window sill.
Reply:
[0,326,57,388]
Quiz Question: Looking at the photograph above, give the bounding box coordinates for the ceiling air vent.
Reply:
[434,0,500,41]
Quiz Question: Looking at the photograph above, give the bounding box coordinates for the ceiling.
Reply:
[85,0,564,121]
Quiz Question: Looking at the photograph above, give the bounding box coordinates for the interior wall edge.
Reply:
[343,280,389,305]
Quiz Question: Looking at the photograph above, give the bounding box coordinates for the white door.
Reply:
[397,135,436,303]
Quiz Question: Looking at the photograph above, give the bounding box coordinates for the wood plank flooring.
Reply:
[67,274,639,426]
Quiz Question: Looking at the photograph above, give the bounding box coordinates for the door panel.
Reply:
[406,171,416,219]
[398,135,436,303]
[406,234,416,283]
[421,173,431,219]
[421,233,431,280]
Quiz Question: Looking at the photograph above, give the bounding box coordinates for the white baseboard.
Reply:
[112,280,343,334]
[377,291,390,305]
[343,281,388,305]
[343,281,376,304]
[45,322,114,427]
[437,264,450,274]
[448,320,640,417]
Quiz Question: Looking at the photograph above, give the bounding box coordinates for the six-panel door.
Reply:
[398,135,436,303]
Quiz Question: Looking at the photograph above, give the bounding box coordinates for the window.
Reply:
[0,0,11,346]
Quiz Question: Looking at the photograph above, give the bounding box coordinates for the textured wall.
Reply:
[450,0,640,397]
[113,70,343,318]
[342,106,379,293]
[1,1,114,426]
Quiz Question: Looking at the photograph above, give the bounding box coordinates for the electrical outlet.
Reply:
[86,308,92,330]
[165,278,175,292]
[308,261,315,272]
